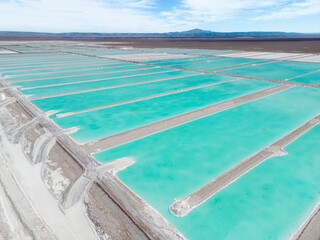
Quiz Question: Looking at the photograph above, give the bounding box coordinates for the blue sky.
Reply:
[0,0,319,33]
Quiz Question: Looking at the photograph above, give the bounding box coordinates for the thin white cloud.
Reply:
[0,0,169,32]
[162,0,278,24]
[254,0,320,20]
[162,0,320,27]
[0,0,319,32]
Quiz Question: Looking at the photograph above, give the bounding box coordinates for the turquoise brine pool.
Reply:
[168,124,320,239]
[220,61,320,81]
[31,74,232,115]
[147,56,219,65]
[11,67,165,88]
[6,63,152,81]
[151,48,238,56]
[20,68,183,97]
[1,61,124,76]
[288,70,320,86]
[148,56,269,71]
[0,56,101,68]
[94,86,320,240]
[54,79,277,143]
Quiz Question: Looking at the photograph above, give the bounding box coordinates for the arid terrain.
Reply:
[102,38,320,53]
[0,37,319,53]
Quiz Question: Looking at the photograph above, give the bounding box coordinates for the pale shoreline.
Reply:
[0,76,185,239]
[292,203,320,240]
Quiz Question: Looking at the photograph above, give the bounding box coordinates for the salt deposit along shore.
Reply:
[0,77,185,239]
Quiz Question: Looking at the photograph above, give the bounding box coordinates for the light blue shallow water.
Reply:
[0,53,73,61]
[168,124,320,240]
[31,74,232,115]
[147,56,226,67]
[221,61,320,80]
[203,59,268,71]
[147,56,216,64]
[0,58,75,65]
[0,56,98,67]
[11,67,165,88]
[0,54,106,61]
[20,69,190,98]
[0,52,68,59]
[288,71,320,86]
[54,79,277,143]
[94,86,320,240]
[83,50,150,55]
[148,57,269,71]
[1,61,122,76]
[152,48,238,56]
[0,59,115,71]
[6,63,147,81]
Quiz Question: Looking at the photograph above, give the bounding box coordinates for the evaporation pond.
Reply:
[220,61,320,81]
[94,86,320,239]
[167,124,320,240]
[31,74,232,115]
[20,69,190,98]
[54,79,277,143]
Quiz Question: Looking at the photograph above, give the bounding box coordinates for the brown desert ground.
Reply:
[101,38,320,53]
[0,37,319,53]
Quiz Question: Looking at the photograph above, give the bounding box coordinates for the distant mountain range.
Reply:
[0,29,319,38]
